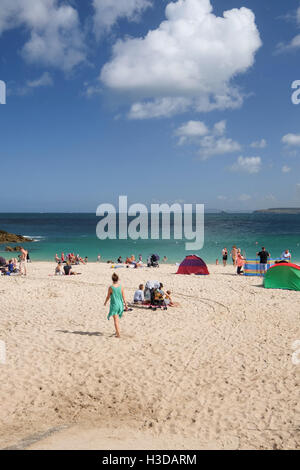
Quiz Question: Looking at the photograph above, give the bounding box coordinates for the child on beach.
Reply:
[104,273,128,338]
[55,262,63,275]
[164,290,179,307]
[133,284,144,303]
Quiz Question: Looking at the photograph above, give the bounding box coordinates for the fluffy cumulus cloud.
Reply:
[100,0,262,119]
[93,0,152,36]
[175,120,209,144]
[282,133,300,146]
[0,0,86,71]
[230,156,262,174]
[250,138,267,149]
[175,119,241,159]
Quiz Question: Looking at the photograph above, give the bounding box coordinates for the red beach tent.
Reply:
[176,255,209,275]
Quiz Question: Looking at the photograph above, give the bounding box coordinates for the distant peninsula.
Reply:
[254,208,300,214]
[0,230,33,244]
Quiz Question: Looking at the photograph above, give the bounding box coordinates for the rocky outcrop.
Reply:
[0,230,33,244]
[5,246,23,252]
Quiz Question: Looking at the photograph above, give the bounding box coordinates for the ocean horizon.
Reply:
[1,212,300,264]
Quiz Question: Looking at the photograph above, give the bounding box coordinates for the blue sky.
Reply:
[1,0,300,212]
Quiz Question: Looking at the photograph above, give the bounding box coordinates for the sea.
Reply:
[0,212,300,264]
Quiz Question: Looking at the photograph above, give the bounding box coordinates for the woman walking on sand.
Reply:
[104,273,127,338]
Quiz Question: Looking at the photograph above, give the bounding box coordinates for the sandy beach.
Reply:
[0,261,299,450]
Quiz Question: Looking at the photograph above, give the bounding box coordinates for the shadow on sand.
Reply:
[56,330,103,337]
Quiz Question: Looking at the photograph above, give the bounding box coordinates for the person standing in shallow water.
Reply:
[222,247,228,267]
[104,273,127,338]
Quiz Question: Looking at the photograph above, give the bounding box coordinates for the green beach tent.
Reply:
[264,262,300,291]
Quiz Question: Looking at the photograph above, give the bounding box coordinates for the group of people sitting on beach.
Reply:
[108,254,168,268]
[54,252,88,275]
[0,258,19,276]
[0,247,29,276]
[55,252,88,265]
[133,283,177,307]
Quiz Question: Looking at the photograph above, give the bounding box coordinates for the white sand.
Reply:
[0,262,299,450]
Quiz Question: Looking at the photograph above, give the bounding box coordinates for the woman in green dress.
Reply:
[104,273,128,338]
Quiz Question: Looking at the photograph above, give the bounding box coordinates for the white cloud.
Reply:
[282,165,291,173]
[175,120,209,145]
[276,7,300,52]
[175,119,241,159]
[0,0,86,71]
[93,0,152,37]
[200,136,241,159]
[250,138,267,148]
[239,194,251,202]
[282,133,300,146]
[27,72,53,88]
[217,195,227,201]
[101,0,262,118]
[276,35,300,53]
[128,97,191,119]
[231,156,262,174]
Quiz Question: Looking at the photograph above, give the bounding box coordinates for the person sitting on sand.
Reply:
[281,249,291,262]
[55,262,63,276]
[164,290,179,307]
[63,261,79,276]
[117,256,123,264]
[104,273,128,338]
[154,283,165,303]
[126,255,137,267]
[133,284,144,303]
[8,259,18,274]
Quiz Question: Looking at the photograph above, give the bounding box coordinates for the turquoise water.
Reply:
[0,213,300,264]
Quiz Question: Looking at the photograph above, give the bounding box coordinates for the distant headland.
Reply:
[254,208,300,214]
